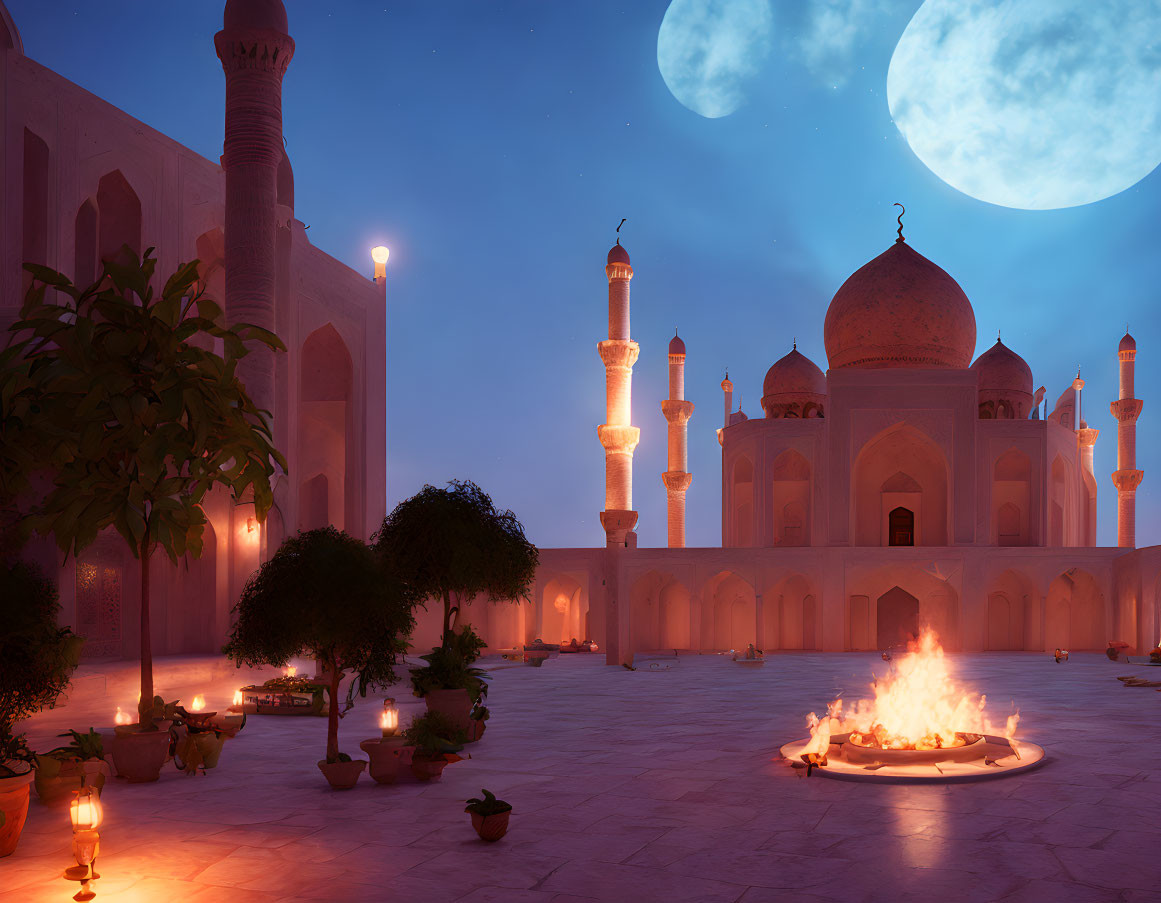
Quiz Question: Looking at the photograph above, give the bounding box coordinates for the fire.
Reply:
[114,706,132,725]
[190,694,206,712]
[802,629,1019,753]
[232,689,244,707]
[284,664,297,678]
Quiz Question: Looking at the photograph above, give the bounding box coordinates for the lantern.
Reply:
[380,698,399,737]
[65,786,103,900]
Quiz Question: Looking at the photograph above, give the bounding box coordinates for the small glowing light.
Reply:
[246,516,257,534]
[370,245,390,265]
[284,665,297,678]
[590,643,598,652]
[190,695,206,712]
[380,707,398,736]
[232,689,244,707]
[69,787,103,832]
[114,707,131,726]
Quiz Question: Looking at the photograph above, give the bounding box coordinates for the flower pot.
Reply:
[111,728,173,783]
[471,810,510,842]
[0,768,34,857]
[317,759,366,790]
[410,757,449,781]
[34,758,107,807]
[424,688,472,732]
[466,719,487,742]
[359,739,413,784]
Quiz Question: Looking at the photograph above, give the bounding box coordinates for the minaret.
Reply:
[717,371,733,447]
[661,332,694,547]
[597,240,639,546]
[1111,332,1144,547]
[216,0,294,414]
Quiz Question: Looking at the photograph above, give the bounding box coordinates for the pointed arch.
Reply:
[700,570,755,651]
[298,324,355,532]
[731,455,754,547]
[1046,569,1104,651]
[74,199,98,287]
[96,170,141,260]
[771,449,811,546]
[853,424,948,546]
[993,448,1032,545]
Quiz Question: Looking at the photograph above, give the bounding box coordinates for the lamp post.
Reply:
[371,245,390,284]
[65,786,103,900]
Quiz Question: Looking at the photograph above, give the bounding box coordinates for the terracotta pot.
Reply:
[317,759,366,790]
[194,733,227,770]
[471,810,510,842]
[34,758,107,806]
[111,729,172,783]
[410,757,449,781]
[0,768,34,857]
[424,688,472,732]
[359,739,413,784]
[466,719,487,742]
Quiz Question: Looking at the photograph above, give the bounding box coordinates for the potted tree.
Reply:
[465,789,512,841]
[408,626,489,731]
[224,528,419,790]
[373,480,538,727]
[34,730,109,806]
[403,712,465,781]
[5,248,284,778]
[0,559,82,856]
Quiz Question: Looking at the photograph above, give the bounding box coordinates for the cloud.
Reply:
[888,0,1161,209]
[657,0,774,119]
[790,0,906,86]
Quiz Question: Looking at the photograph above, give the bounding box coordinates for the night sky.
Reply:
[8,0,1160,549]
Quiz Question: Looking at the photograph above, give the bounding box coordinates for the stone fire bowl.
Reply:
[779,732,1046,783]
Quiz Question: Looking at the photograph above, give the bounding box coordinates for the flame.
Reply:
[380,708,398,732]
[190,694,206,712]
[802,630,1019,753]
[114,706,132,725]
[232,690,244,707]
[284,665,297,678]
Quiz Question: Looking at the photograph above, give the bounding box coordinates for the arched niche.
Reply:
[659,580,691,650]
[74,199,98,287]
[877,586,919,649]
[771,449,810,546]
[96,170,141,261]
[22,129,49,293]
[853,426,948,546]
[765,573,814,650]
[701,571,754,651]
[993,448,1032,546]
[298,324,354,532]
[1049,455,1070,547]
[1046,569,1104,651]
[731,456,754,547]
[986,569,1036,651]
[541,574,586,646]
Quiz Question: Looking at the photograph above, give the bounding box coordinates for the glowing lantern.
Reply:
[65,786,103,898]
[69,787,103,833]
[232,689,243,707]
[370,246,390,265]
[284,664,297,678]
[380,700,399,737]
[190,695,206,712]
[114,707,131,726]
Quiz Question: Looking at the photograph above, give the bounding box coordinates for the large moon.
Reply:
[657,0,772,119]
[887,0,1161,210]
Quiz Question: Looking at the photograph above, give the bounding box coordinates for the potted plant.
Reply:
[0,559,82,856]
[111,695,179,782]
[409,626,489,731]
[224,527,419,790]
[34,730,109,806]
[403,712,465,781]
[466,702,489,742]
[360,700,414,784]
[465,789,512,841]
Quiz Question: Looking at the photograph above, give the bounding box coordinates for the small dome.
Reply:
[669,333,686,356]
[607,242,630,266]
[762,348,826,419]
[1120,332,1136,353]
[824,241,976,370]
[224,0,288,32]
[971,339,1032,396]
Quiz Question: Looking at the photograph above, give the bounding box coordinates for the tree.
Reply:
[373,480,539,646]
[0,559,83,774]
[223,528,419,763]
[3,247,286,724]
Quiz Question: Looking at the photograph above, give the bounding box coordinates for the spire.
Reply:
[893,202,905,244]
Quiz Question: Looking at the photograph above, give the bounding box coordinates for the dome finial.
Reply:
[615,217,626,246]
[997,329,1001,343]
[792,336,796,351]
[893,203,905,243]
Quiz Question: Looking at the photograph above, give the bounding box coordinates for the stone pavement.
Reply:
[4,651,1160,902]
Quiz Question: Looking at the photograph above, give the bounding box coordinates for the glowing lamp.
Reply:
[114,707,131,726]
[232,689,244,707]
[371,246,390,265]
[190,695,206,712]
[284,664,297,678]
[65,786,103,900]
[380,699,399,737]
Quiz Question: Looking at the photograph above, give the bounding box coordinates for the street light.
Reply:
[371,246,390,281]
[65,786,103,901]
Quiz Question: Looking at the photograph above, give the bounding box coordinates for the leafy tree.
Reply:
[373,480,539,646]
[0,559,82,775]
[3,246,286,724]
[223,528,419,764]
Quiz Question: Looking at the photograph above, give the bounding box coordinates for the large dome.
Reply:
[824,241,976,370]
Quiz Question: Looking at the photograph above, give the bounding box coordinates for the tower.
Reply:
[661,332,693,547]
[1111,332,1144,547]
[215,0,294,414]
[717,371,733,447]
[597,240,639,546]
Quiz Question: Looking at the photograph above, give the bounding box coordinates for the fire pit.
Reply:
[780,631,1045,783]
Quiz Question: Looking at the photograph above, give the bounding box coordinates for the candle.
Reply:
[114,706,131,725]
[232,689,243,707]
[190,695,206,712]
[380,707,398,737]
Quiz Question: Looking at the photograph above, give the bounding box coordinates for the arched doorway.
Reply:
[853,425,948,545]
[298,325,353,532]
[888,507,914,546]
[1046,570,1104,650]
[877,586,919,649]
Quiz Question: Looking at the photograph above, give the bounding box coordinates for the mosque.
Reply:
[3,1,1158,665]
[1,1,386,656]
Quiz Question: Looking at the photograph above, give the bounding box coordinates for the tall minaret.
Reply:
[717,371,733,447]
[1111,332,1144,547]
[216,0,294,414]
[661,332,694,547]
[597,240,639,546]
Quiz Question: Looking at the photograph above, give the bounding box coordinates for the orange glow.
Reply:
[284,665,297,678]
[232,690,244,707]
[114,707,131,726]
[190,695,206,712]
[380,707,398,735]
[70,787,103,832]
[802,629,1019,753]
